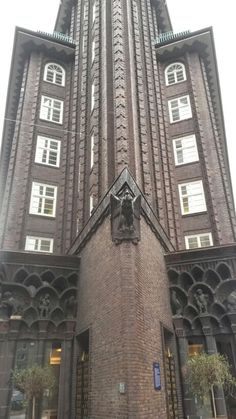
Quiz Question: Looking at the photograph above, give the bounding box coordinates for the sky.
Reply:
[0,0,235,201]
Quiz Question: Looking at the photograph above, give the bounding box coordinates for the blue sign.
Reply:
[153,362,161,390]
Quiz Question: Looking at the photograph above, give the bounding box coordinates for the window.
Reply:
[173,135,199,165]
[92,39,96,63]
[168,95,192,123]
[44,63,65,86]
[90,195,94,215]
[92,1,96,23]
[165,62,186,86]
[90,134,95,168]
[185,233,213,249]
[35,136,61,167]
[30,182,57,217]
[25,236,54,253]
[40,96,63,124]
[91,82,95,111]
[178,180,206,215]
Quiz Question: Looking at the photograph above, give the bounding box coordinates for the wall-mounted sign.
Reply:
[153,362,161,390]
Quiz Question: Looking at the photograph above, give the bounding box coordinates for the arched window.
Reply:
[165,62,186,86]
[44,63,65,86]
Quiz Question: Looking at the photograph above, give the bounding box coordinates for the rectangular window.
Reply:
[178,180,206,215]
[25,236,54,253]
[40,96,63,124]
[91,82,95,111]
[173,134,199,165]
[90,134,95,168]
[30,182,57,217]
[90,195,94,215]
[92,39,96,63]
[185,233,213,249]
[35,136,61,167]
[92,1,96,23]
[168,95,192,123]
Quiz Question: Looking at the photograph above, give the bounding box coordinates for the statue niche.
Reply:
[110,188,141,244]
[194,289,208,314]
[0,290,22,320]
[38,294,51,318]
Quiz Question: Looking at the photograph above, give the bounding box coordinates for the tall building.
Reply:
[0,0,236,418]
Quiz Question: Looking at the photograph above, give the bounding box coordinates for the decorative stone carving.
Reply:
[16,343,28,369]
[65,295,77,319]
[170,290,182,316]
[38,294,51,318]
[110,188,141,244]
[226,294,236,313]
[194,289,208,314]
[0,291,22,320]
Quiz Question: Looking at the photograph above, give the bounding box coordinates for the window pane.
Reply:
[35,136,60,167]
[179,181,206,214]
[25,236,53,253]
[200,235,211,247]
[188,237,198,249]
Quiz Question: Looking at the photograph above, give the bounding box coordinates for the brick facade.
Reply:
[0,1,236,418]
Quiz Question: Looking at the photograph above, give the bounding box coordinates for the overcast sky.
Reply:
[0,0,235,202]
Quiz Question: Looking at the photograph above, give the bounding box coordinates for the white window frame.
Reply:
[90,195,94,215]
[90,134,95,169]
[30,182,57,217]
[178,180,207,215]
[92,1,96,23]
[168,95,192,123]
[165,62,186,86]
[91,82,95,111]
[40,96,64,124]
[43,63,65,86]
[185,233,213,250]
[25,236,54,253]
[173,134,199,166]
[35,136,61,167]
[92,38,96,63]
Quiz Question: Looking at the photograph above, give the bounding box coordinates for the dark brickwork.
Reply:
[76,215,174,418]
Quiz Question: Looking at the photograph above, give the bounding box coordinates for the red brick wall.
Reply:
[77,216,173,418]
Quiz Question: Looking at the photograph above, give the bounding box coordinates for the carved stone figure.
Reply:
[16,343,28,369]
[38,294,51,318]
[65,295,77,318]
[194,289,208,314]
[110,188,141,244]
[0,291,22,319]
[170,290,182,316]
[226,294,236,312]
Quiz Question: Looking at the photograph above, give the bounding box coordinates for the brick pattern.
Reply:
[200,56,236,242]
[113,0,129,173]
[76,0,88,230]
[132,0,153,202]
[89,0,101,210]
[0,60,28,248]
[1,54,42,250]
[77,217,174,418]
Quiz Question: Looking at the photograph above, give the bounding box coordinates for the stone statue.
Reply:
[38,294,51,318]
[0,291,22,319]
[194,289,208,314]
[16,343,28,369]
[226,294,236,312]
[65,295,77,318]
[110,188,141,244]
[170,290,182,316]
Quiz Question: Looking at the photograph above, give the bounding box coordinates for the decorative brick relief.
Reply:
[113,0,129,172]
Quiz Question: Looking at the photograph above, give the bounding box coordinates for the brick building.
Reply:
[0,0,236,418]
